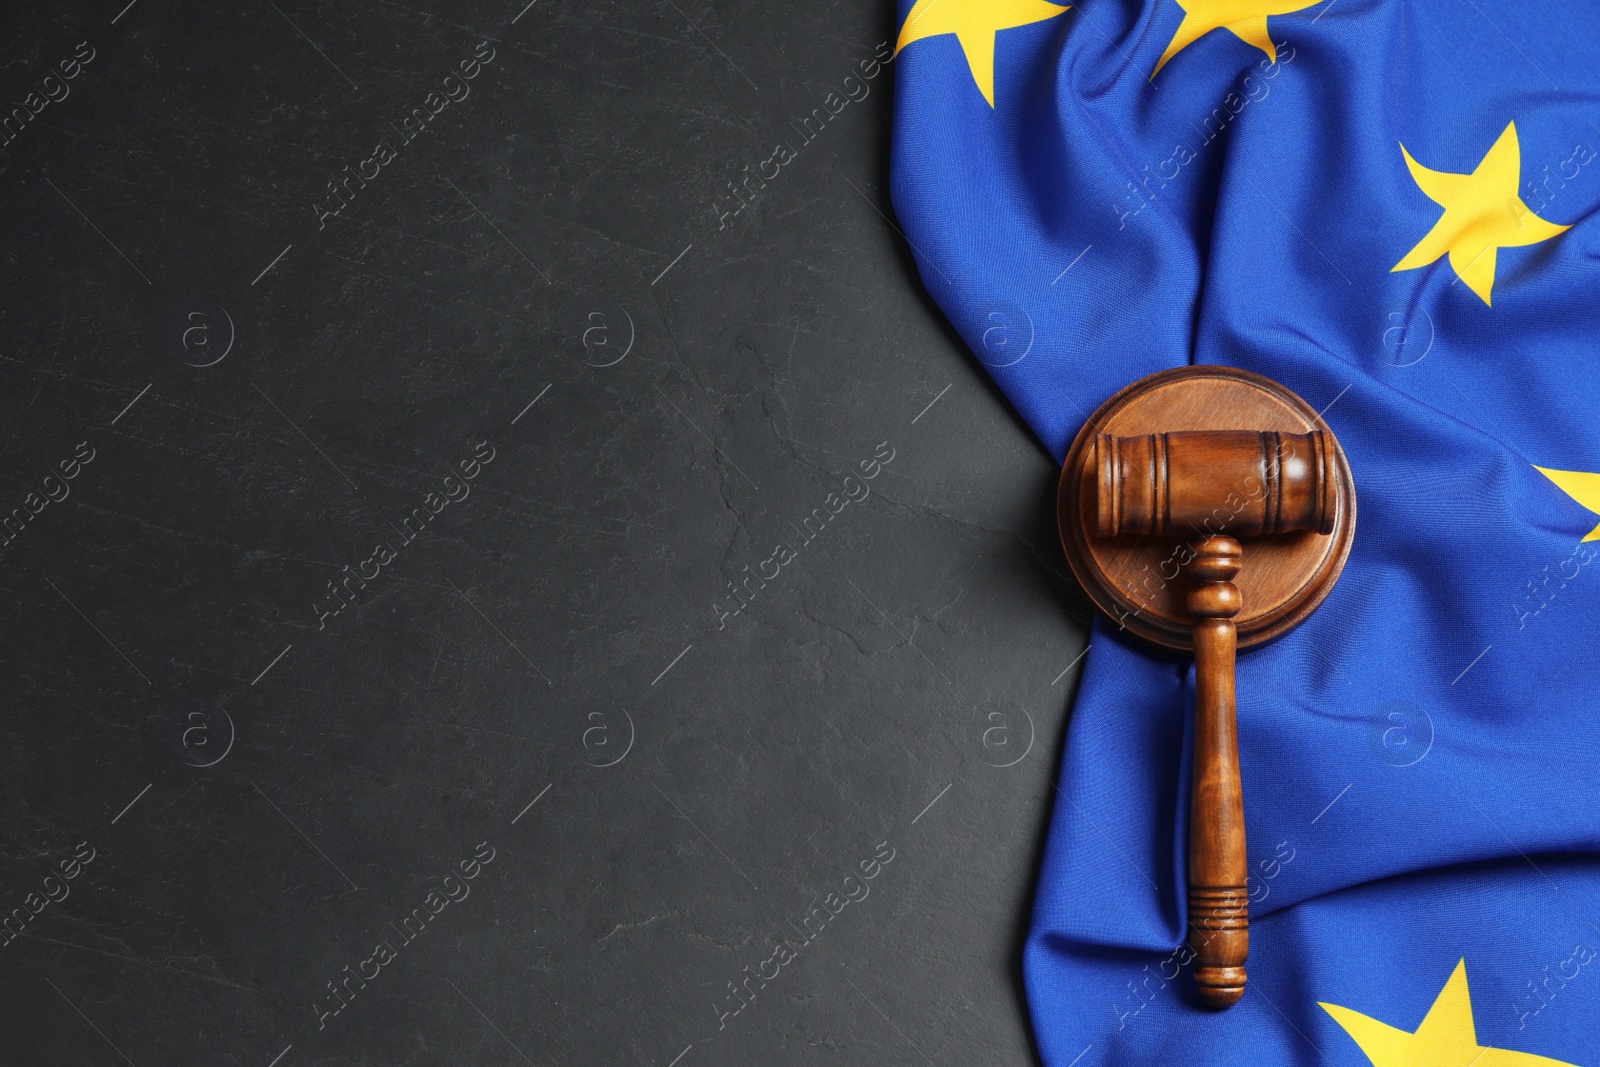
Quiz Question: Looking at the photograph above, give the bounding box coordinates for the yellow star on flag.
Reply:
[1321,959,1578,1067]
[1535,465,1600,542]
[1393,121,1570,306]
[896,0,1071,108]
[1152,0,1319,78]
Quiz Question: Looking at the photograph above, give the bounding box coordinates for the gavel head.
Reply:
[1094,430,1338,540]
[1057,366,1355,653]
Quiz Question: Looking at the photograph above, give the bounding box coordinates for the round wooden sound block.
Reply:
[1058,367,1356,651]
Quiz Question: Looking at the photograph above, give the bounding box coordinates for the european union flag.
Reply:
[890,1,1600,1064]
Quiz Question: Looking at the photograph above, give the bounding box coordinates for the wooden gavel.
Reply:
[1099,429,1332,1006]
[1058,368,1355,1009]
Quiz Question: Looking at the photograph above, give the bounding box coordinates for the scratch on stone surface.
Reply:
[651,372,754,536]
[368,0,499,41]
[471,477,657,533]
[927,581,966,622]
[563,215,664,260]
[61,500,342,573]
[792,598,877,656]
[150,781,200,820]
[869,488,1074,583]
[684,912,754,951]
[596,910,676,944]
[15,931,261,995]
[325,257,548,331]
[334,210,488,260]
[651,94,754,132]
[589,19,691,49]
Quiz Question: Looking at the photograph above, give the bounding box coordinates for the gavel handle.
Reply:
[1185,536,1248,1007]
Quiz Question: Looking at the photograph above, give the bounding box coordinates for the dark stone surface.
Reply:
[0,2,1090,1064]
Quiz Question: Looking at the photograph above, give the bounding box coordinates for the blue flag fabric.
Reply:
[890,1,1600,1065]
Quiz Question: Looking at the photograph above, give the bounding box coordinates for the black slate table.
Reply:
[0,2,1091,1064]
